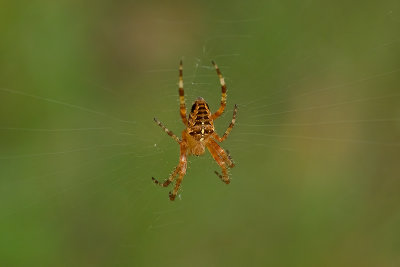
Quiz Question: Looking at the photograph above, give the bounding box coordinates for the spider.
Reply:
[152,60,237,201]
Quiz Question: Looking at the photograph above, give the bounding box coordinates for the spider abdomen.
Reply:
[188,98,214,141]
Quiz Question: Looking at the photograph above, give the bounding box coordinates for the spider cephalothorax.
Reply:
[152,60,237,201]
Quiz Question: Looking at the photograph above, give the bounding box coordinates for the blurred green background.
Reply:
[1,1,400,266]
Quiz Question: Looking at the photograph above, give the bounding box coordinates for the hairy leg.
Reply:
[152,166,180,187]
[209,139,234,168]
[213,104,238,142]
[178,60,188,125]
[207,140,231,184]
[154,118,181,143]
[169,141,188,200]
[211,61,227,120]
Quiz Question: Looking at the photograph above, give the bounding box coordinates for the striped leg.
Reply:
[207,140,231,184]
[152,166,179,187]
[178,60,188,125]
[213,104,238,142]
[209,139,234,168]
[225,149,234,166]
[169,172,185,200]
[214,169,229,184]
[169,142,188,200]
[154,118,181,143]
[211,60,227,120]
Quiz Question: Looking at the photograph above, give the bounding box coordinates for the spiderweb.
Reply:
[1,1,400,266]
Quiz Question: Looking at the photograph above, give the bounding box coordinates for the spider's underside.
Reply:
[152,60,237,201]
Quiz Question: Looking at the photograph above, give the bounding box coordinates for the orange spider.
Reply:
[152,60,237,201]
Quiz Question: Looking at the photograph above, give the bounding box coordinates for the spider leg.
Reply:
[209,139,235,168]
[154,118,181,143]
[169,141,188,200]
[178,60,188,125]
[214,170,227,182]
[213,104,238,142]
[225,149,235,168]
[169,171,185,201]
[206,140,233,184]
[152,166,179,187]
[211,60,227,120]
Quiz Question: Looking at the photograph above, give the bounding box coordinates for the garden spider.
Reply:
[152,60,238,201]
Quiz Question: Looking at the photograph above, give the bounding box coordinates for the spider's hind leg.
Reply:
[225,149,235,168]
[207,140,233,184]
[169,171,186,200]
[152,166,180,187]
[168,141,188,200]
[214,169,230,184]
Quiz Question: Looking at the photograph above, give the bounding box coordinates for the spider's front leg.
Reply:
[211,60,227,120]
[212,104,238,142]
[178,60,188,126]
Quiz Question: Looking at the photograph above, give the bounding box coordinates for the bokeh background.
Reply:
[1,1,400,266]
